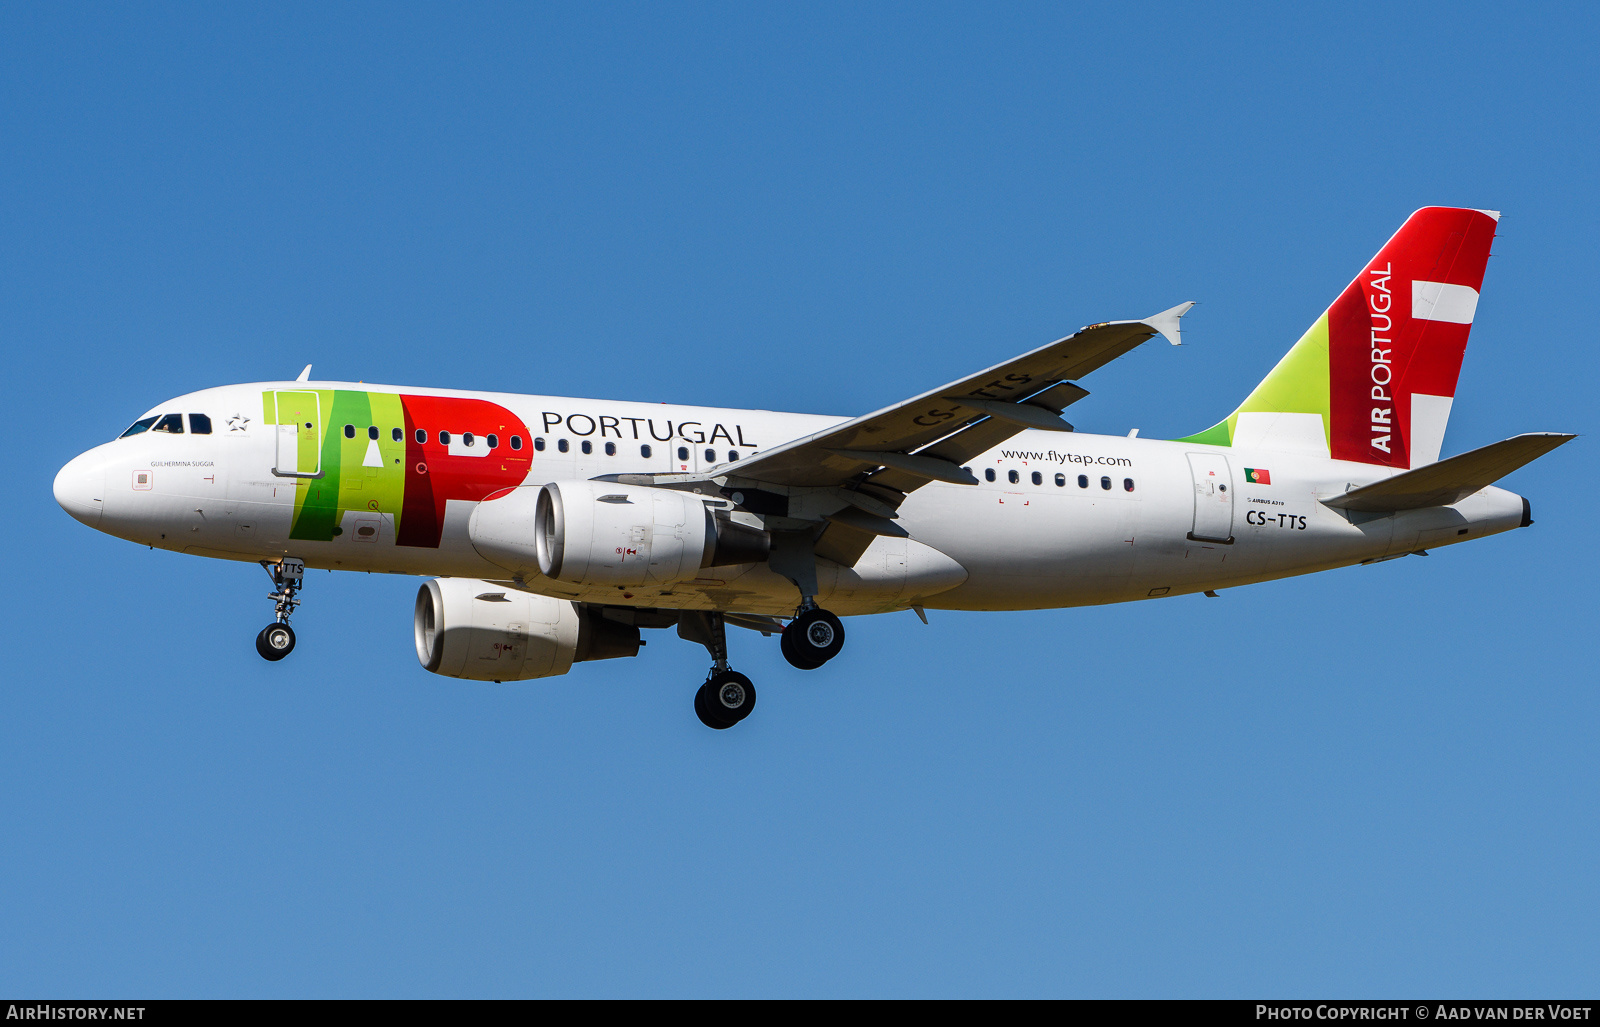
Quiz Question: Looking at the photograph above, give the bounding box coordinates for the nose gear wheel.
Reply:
[256,622,296,661]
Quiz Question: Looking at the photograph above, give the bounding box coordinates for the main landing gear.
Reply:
[696,670,756,731]
[679,611,757,730]
[255,557,304,662]
[780,603,845,670]
[676,599,845,730]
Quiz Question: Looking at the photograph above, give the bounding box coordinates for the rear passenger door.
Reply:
[1186,452,1234,542]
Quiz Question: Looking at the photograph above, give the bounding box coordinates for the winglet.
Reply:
[296,364,313,382]
[1145,301,1195,346]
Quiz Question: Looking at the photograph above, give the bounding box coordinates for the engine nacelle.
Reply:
[468,480,769,588]
[413,577,641,681]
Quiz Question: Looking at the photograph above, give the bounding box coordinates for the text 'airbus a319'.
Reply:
[54,207,1572,729]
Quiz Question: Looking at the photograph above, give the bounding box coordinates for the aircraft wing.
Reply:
[711,301,1194,493]
[605,302,1192,566]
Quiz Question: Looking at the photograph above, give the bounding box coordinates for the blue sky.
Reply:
[2,2,1596,997]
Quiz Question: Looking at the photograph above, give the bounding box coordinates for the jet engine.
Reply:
[467,481,769,588]
[414,577,641,681]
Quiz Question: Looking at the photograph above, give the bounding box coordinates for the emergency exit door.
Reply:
[272,391,324,478]
[1186,452,1234,543]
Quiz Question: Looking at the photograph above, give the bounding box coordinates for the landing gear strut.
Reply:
[767,532,845,670]
[780,602,845,670]
[679,611,757,729]
[256,558,304,661]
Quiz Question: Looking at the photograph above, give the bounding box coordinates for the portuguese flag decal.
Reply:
[1244,467,1271,485]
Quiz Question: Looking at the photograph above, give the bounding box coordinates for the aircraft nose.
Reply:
[54,450,106,528]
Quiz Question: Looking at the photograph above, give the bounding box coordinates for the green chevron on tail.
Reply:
[1177,313,1332,450]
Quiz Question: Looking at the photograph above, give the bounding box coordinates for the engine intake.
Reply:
[413,577,641,681]
[468,480,769,588]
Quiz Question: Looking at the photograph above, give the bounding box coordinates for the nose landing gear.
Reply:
[255,558,304,661]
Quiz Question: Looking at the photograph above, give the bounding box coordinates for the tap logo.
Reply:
[262,389,532,548]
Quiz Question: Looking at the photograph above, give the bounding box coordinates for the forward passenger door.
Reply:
[271,391,324,479]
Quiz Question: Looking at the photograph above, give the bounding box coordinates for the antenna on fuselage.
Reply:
[296,365,312,382]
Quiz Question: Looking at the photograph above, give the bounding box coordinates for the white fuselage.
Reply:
[53,380,1529,617]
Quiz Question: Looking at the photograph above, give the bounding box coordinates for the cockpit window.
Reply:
[151,414,185,434]
[189,414,213,435]
[119,417,158,438]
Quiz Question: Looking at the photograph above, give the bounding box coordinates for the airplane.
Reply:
[53,206,1573,729]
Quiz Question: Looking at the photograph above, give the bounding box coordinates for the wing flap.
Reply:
[1322,433,1574,512]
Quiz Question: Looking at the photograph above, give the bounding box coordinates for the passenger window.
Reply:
[641,444,652,458]
[1100,476,1112,490]
[463,432,475,447]
[120,416,158,438]
[580,440,592,455]
[344,424,355,439]
[439,430,452,445]
[557,439,568,453]
[984,468,996,482]
[414,429,427,444]
[189,414,213,434]
[1008,470,1019,484]
[1078,474,1089,488]
[487,434,499,449]
[1031,471,1042,486]
[368,426,379,441]
[1055,473,1066,487]
[1124,478,1135,492]
[678,446,689,462]
[512,436,524,451]
[704,448,715,463]
[604,441,616,456]
[392,428,402,442]
[728,450,739,462]
[152,413,184,434]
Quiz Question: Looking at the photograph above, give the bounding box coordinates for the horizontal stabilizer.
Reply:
[1322,433,1574,512]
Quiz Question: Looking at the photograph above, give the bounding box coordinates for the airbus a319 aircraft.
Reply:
[54,207,1572,729]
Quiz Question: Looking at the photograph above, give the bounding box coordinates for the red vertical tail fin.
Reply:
[1179,207,1500,468]
[1328,207,1499,468]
